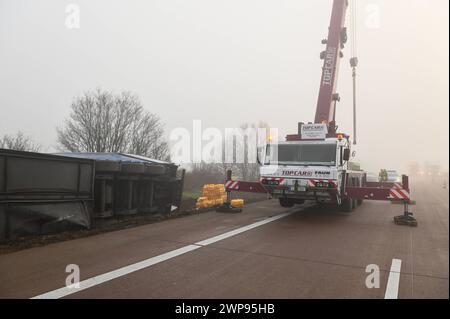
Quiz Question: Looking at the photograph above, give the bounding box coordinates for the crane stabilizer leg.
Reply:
[216,170,243,213]
[393,201,418,227]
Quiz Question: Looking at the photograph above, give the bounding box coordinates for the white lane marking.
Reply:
[384,259,402,299]
[32,212,294,299]
[31,245,200,299]
[195,212,292,246]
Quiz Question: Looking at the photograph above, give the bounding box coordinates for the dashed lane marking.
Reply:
[385,259,402,299]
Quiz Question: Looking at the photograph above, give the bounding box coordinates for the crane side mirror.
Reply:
[257,147,264,166]
[343,148,351,162]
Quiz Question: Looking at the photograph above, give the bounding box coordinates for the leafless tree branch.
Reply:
[0,131,41,152]
[57,88,170,160]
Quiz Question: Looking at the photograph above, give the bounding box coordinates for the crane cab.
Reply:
[259,123,361,208]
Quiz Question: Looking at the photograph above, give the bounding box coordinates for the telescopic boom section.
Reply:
[314,0,348,127]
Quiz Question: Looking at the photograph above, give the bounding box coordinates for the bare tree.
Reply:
[183,121,270,192]
[128,111,170,161]
[234,121,270,181]
[57,88,170,161]
[183,162,226,192]
[1,131,41,152]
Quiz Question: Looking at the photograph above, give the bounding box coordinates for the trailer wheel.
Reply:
[279,198,295,208]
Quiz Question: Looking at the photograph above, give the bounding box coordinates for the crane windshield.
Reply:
[265,143,337,166]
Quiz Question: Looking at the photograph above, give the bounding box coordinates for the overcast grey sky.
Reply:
[0,0,448,173]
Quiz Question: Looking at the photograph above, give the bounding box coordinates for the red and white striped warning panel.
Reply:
[388,188,410,200]
[225,180,239,190]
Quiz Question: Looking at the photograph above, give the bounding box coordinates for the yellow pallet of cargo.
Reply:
[231,199,244,208]
[197,184,230,209]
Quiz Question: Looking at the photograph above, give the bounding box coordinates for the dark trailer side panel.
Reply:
[0,149,95,240]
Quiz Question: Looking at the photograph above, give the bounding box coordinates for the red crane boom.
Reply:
[314,0,348,132]
[221,0,417,227]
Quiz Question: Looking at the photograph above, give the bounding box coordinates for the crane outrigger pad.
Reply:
[394,214,418,227]
[393,199,418,227]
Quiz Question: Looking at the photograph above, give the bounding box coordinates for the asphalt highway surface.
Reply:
[0,179,448,299]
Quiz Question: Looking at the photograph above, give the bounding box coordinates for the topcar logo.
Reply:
[322,47,336,86]
[282,171,313,177]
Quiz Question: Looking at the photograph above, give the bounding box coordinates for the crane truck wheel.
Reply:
[279,198,295,208]
[340,197,354,212]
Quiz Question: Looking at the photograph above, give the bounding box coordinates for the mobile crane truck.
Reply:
[221,0,417,226]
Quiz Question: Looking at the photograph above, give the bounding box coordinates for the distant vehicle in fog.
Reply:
[386,170,401,182]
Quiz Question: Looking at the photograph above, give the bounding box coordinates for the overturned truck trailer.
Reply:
[0,149,95,240]
[0,149,185,241]
[57,153,185,218]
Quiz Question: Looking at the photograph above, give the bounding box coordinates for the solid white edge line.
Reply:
[384,258,402,299]
[31,211,294,299]
[195,212,293,246]
[31,245,201,299]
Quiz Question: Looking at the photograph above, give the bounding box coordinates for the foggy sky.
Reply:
[0,0,448,173]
